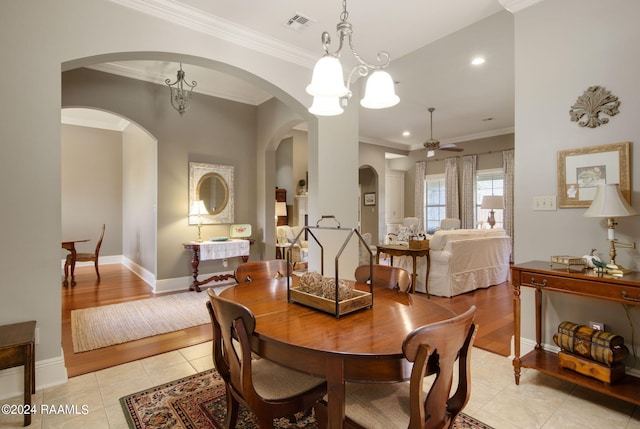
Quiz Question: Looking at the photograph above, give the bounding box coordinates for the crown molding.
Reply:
[89,62,271,105]
[498,0,544,13]
[108,0,317,69]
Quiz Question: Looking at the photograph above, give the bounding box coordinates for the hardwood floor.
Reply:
[61,264,513,377]
[62,265,212,377]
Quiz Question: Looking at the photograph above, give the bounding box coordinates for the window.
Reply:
[476,169,504,228]
[424,174,445,233]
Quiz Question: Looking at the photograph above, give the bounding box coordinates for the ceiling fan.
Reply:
[423,107,463,158]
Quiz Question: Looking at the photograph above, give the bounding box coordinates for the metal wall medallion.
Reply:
[569,85,620,128]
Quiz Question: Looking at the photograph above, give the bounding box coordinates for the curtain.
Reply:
[414,161,426,231]
[503,149,515,260]
[445,157,459,219]
[461,155,477,229]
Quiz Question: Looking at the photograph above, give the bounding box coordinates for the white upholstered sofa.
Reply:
[276,225,308,265]
[427,228,511,297]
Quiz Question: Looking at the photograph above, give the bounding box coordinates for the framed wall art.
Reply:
[363,192,376,206]
[557,141,630,208]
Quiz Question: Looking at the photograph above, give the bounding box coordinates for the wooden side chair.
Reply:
[354,264,412,292]
[234,259,291,283]
[206,289,327,429]
[65,224,105,282]
[314,306,478,429]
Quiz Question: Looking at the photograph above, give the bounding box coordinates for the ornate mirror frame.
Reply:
[189,162,235,224]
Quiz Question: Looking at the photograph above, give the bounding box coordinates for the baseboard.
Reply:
[59,255,236,294]
[0,352,67,401]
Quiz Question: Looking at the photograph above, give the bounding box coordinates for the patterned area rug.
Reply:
[120,369,493,429]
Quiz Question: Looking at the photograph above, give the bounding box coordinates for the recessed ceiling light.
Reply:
[471,57,485,65]
[402,130,411,137]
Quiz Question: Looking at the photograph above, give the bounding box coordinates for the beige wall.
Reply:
[122,124,157,274]
[61,124,123,257]
[62,68,260,282]
[513,0,640,365]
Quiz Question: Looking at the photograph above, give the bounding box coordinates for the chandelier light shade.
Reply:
[306,0,399,115]
[306,55,349,97]
[309,94,344,116]
[360,70,400,109]
[165,63,197,115]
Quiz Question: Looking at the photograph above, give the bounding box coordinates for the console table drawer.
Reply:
[519,270,640,303]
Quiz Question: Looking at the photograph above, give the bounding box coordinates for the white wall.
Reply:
[514,0,640,365]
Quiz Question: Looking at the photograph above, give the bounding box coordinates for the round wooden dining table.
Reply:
[219,277,456,429]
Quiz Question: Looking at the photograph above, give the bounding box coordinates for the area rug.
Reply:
[120,369,493,429]
[71,292,212,353]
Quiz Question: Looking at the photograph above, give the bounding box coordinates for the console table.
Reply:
[183,239,251,292]
[512,261,640,406]
[0,321,36,426]
[375,243,430,295]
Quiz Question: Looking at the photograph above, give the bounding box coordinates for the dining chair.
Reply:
[314,305,478,429]
[206,289,327,429]
[64,224,105,282]
[354,264,412,292]
[234,259,291,283]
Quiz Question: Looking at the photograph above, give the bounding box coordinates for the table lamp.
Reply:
[481,195,504,229]
[584,183,638,273]
[189,200,208,242]
[275,201,287,225]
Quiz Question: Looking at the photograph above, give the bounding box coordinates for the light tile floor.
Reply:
[1,344,638,428]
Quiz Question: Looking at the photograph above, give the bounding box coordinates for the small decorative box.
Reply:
[550,255,586,270]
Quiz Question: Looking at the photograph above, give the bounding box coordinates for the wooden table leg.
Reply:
[411,255,418,294]
[325,359,346,429]
[189,247,201,292]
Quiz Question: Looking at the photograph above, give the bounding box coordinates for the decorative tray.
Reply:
[286,215,374,318]
[230,224,252,238]
[210,237,229,242]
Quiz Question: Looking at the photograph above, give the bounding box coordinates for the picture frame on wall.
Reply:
[364,192,376,206]
[557,141,630,208]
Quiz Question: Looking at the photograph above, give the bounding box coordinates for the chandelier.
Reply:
[306,0,400,116]
[165,63,197,115]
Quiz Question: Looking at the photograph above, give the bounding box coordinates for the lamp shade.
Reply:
[189,200,208,216]
[306,55,349,97]
[275,201,288,217]
[360,70,400,109]
[584,183,638,218]
[481,195,504,210]
[309,95,344,116]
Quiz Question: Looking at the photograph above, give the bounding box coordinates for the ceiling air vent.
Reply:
[285,13,314,31]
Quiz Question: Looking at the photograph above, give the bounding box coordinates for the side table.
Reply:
[0,321,36,426]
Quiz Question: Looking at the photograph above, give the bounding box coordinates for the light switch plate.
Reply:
[533,195,557,211]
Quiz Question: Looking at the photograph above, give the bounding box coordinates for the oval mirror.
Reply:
[196,173,228,215]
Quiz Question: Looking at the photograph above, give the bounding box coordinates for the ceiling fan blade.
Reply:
[440,147,464,152]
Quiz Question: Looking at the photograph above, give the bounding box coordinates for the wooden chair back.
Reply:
[65,224,106,280]
[234,259,291,283]
[206,288,326,429]
[354,264,412,292]
[403,305,477,429]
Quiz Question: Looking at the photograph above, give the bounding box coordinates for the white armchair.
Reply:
[439,218,461,230]
[276,225,308,265]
